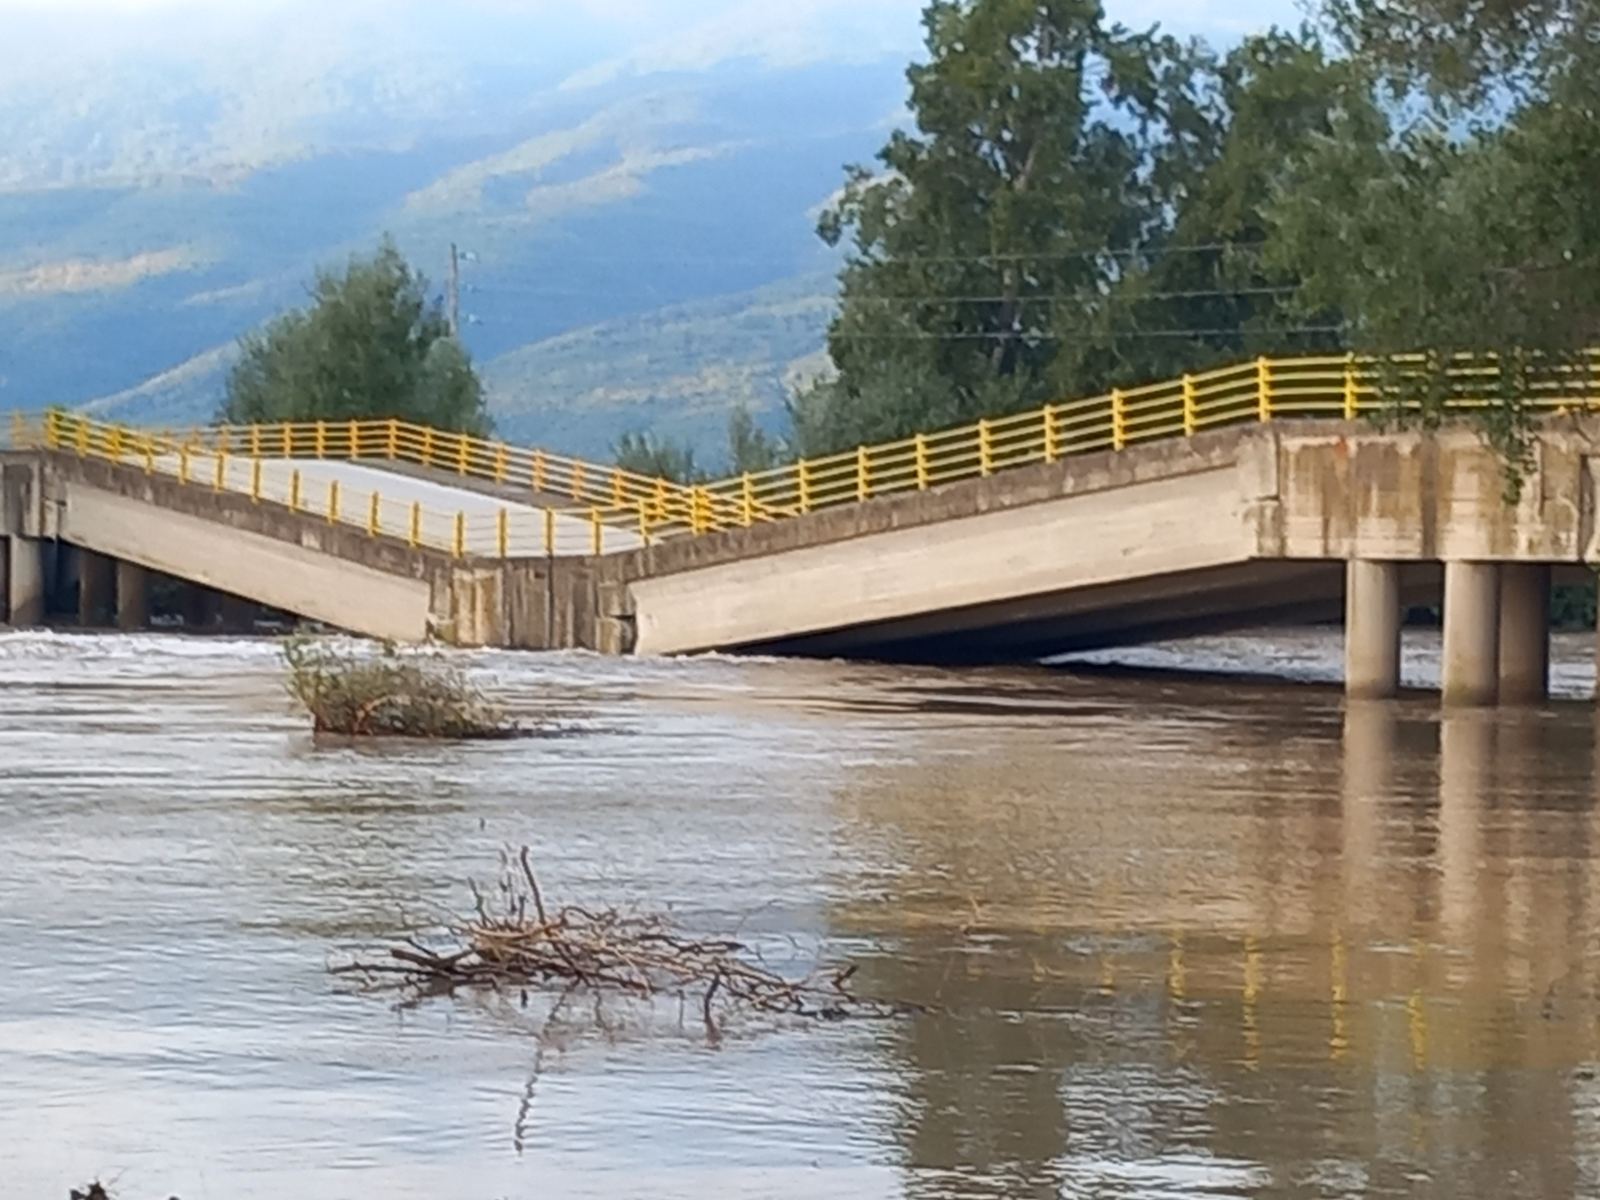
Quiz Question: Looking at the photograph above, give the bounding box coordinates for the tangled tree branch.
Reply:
[333,847,915,1027]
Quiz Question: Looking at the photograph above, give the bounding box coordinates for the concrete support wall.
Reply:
[1443,562,1502,707]
[1344,560,1402,699]
[77,549,115,627]
[7,535,45,626]
[1497,563,1551,704]
[116,560,150,631]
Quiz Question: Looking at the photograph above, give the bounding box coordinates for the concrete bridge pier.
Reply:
[1497,564,1551,705]
[1443,562,1502,707]
[116,560,150,631]
[6,535,45,626]
[1344,560,1402,699]
[77,549,115,627]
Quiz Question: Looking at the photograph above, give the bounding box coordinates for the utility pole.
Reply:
[447,242,461,338]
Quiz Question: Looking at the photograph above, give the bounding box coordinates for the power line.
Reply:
[838,324,1345,342]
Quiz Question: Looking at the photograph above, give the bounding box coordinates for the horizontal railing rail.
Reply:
[6,411,651,560]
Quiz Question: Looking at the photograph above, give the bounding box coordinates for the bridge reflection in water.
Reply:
[827,691,1600,1198]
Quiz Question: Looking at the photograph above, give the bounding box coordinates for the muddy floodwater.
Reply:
[4,629,1600,1198]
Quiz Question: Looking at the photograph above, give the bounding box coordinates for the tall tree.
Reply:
[222,239,488,435]
[794,0,1216,455]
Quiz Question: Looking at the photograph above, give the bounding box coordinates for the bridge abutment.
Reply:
[1443,562,1502,707]
[1344,560,1402,700]
[1497,563,1551,705]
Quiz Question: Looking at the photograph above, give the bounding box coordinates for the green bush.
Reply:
[283,637,516,740]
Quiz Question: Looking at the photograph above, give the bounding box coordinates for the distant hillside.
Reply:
[485,275,836,460]
[1,0,912,457]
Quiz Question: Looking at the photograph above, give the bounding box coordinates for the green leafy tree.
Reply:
[726,404,785,474]
[794,3,1377,457]
[613,431,703,483]
[795,0,1218,455]
[1264,4,1600,488]
[221,238,489,435]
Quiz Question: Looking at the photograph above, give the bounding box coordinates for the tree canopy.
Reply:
[221,239,488,435]
[790,0,1600,475]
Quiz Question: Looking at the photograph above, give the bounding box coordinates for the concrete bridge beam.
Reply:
[1443,562,1502,707]
[1344,560,1402,700]
[1497,563,1551,705]
[7,535,45,627]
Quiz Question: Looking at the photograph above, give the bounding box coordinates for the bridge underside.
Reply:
[745,561,1447,664]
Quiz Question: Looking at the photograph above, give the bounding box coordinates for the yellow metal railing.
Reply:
[8,349,1600,554]
[683,351,1600,525]
[5,410,646,560]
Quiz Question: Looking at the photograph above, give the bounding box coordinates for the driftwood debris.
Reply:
[334,847,912,1026]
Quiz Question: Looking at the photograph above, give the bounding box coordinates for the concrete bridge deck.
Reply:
[6,354,1600,707]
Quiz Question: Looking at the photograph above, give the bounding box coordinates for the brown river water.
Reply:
[3,629,1600,1199]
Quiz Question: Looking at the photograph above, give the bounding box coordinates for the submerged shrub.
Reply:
[283,636,517,740]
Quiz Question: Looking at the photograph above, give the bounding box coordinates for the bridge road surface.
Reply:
[152,455,647,557]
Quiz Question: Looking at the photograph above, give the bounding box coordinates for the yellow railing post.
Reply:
[386,419,398,461]
[533,451,548,494]
[544,509,556,556]
[741,473,755,526]
[1183,374,1198,437]
[1042,408,1059,465]
[349,419,361,459]
[250,425,262,458]
[1112,389,1127,451]
[455,433,469,476]
[453,512,466,558]
[637,500,650,545]
[289,469,302,513]
[280,421,292,457]
[978,419,993,475]
[179,445,191,484]
[691,488,707,535]
[497,507,509,558]
[327,480,341,525]
[109,424,124,461]
[409,502,422,549]
[368,491,381,537]
[251,459,262,503]
[915,433,931,487]
[653,479,668,526]
[213,449,226,493]
[611,469,625,506]
[571,462,585,502]
[75,418,89,458]
[1343,353,1360,420]
[495,444,509,484]
[422,427,435,467]
[797,460,812,514]
[1257,356,1272,423]
[856,445,870,501]
[315,420,327,459]
[591,508,603,555]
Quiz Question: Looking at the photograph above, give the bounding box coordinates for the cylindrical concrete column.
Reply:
[7,535,46,627]
[1497,563,1551,704]
[77,549,115,627]
[1345,560,1402,699]
[1443,561,1502,707]
[116,560,151,632]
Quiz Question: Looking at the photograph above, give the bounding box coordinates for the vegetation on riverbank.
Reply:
[283,637,518,740]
